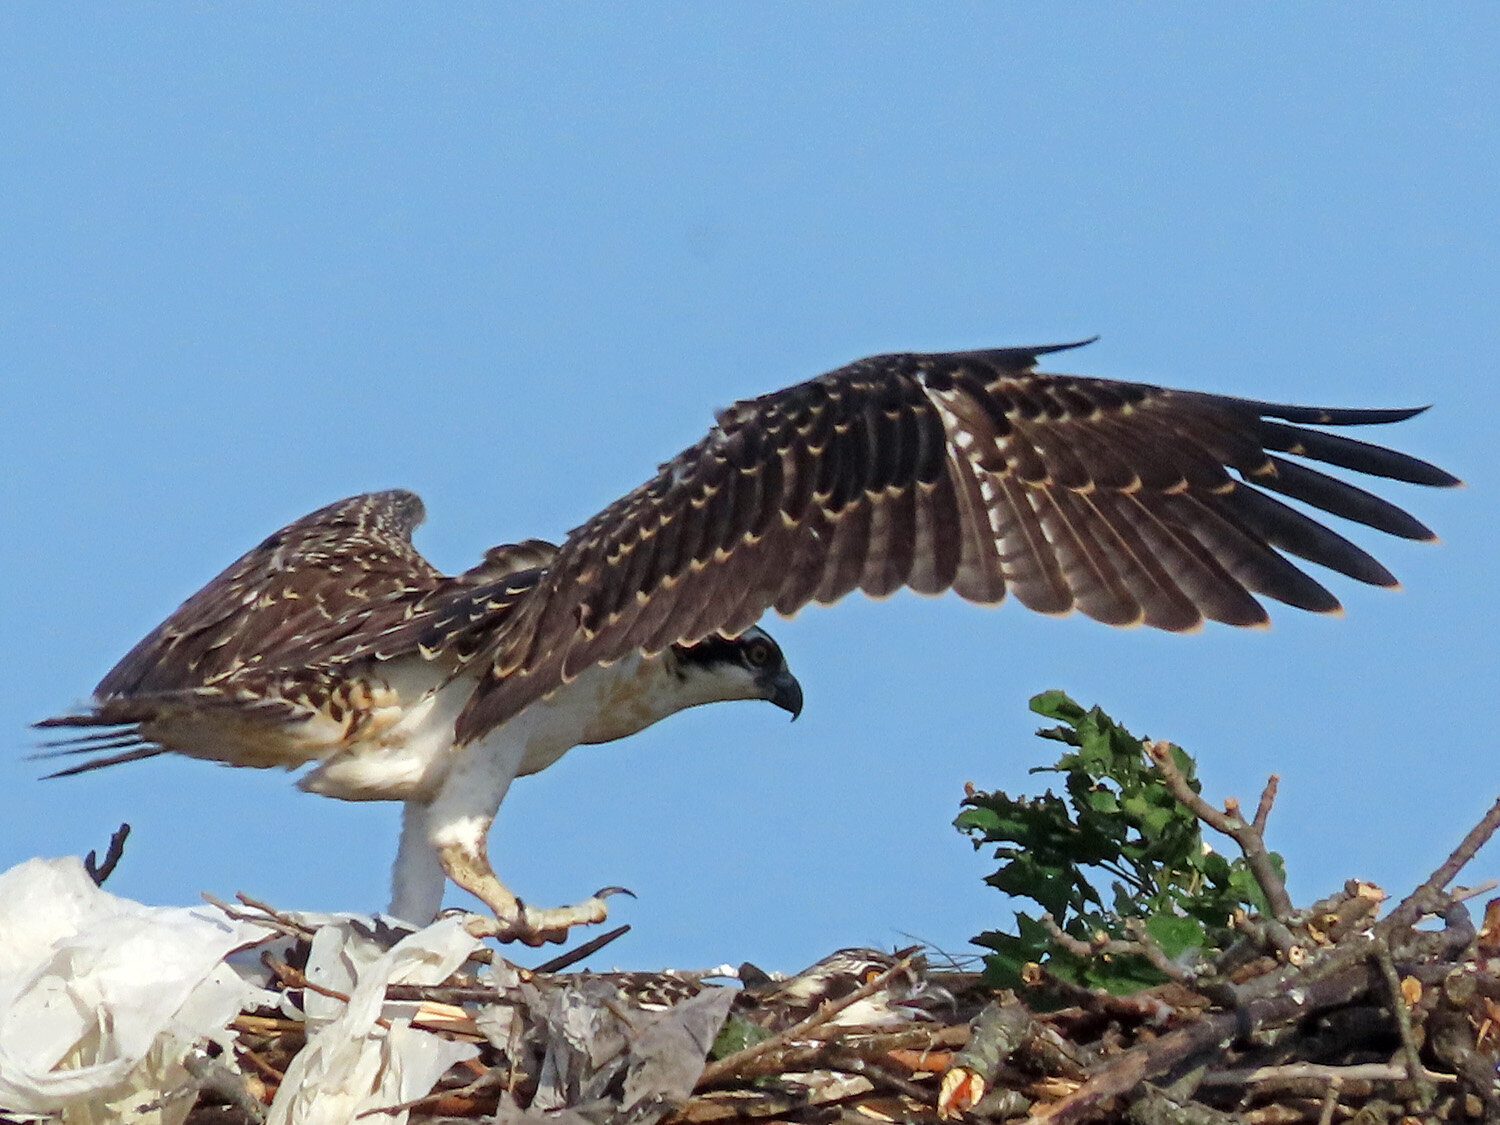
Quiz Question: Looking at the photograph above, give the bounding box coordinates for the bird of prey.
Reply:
[38,340,1458,943]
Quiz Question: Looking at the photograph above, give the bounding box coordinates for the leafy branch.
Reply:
[955,690,1286,994]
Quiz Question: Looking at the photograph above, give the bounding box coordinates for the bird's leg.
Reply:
[388,800,448,923]
[425,744,623,946]
[435,835,618,947]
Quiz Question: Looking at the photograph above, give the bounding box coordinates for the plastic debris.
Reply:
[267,917,480,1125]
[0,856,277,1122]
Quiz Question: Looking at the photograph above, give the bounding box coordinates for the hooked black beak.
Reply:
[765,668,804,721]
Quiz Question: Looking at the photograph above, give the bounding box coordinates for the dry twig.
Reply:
[201,892,313,942]
[84,822,130,886]
[530,923,631,972]
[696,953,918,1087]
[1143,740,1295,926]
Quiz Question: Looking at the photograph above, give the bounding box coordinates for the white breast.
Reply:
[298,652,674,801]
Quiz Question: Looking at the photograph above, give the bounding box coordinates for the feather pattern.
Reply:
[36,494,557,773]
[90,491,443,699]
[455,341,1458,741]
[40,341,1458,764]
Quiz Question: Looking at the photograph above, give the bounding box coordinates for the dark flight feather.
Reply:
[455,341,1457,741]
[38,341,1457,771]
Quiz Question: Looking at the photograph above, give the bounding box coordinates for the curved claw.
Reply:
[437,838,623,945]
[462,886,622,947]
[593,885,636,900]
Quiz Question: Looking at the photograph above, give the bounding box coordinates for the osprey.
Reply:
[38,341,1458,943]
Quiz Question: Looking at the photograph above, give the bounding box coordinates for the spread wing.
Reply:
[89,490,444,698]
[456,340,1459,742]
[36,493,556,776]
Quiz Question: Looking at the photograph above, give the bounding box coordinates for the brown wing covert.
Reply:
[456,341,1457,742]
[93,490,441,698]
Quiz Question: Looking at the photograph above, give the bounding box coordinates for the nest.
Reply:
[185,842,1500,1125]
[15,745,1500,1125]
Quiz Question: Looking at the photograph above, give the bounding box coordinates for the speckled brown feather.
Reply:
[37,493,557,773]
[455,341,1458,743]
[91,491,444,698]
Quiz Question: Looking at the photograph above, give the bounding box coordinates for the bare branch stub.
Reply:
[530,923,631,973]
[1251,776,1279,836]
[1381,795,1500,935]
[85,822,130,885]
[1143,740,1295,924]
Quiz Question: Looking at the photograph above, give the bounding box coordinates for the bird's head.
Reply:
[669,626,803,720]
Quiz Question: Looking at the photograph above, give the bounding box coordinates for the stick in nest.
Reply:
[85,822,130,886]
[695,953,920,1088]
[531,924,631,973]
[1379,795,1500,934]
[1024,797,1500,1125]
[1143,740,1295,926]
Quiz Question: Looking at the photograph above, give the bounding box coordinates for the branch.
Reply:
[384,982,525,1005]
[1371,935,1437,1110]
[1035,798,1500,1123]
[1143,741,1294,923]
[938,999,1088,1119]
[1233,797,1500,1006]
[1026,962,1375,1125]
[201,891,316,941]
[1379,795,1500,934]
[530,923,631,972]
[358,1066,506,1119]
[696,953,918,1087]
[1037,913,1194,984]
[1199,1061,1455,1088]
[1021,963,1181,1024]
[84,823,130,885]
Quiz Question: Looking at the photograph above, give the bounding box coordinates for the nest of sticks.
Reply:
[144,793,1500,1125]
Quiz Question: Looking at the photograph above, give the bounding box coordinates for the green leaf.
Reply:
[1120,794,1175,840]
[953,806,1002,834]
[1030,690,1087,724]
[710,1016,773,1059]
[1081,955,1166,995]
[961,691,1287,997]
[1144,914,1205,960]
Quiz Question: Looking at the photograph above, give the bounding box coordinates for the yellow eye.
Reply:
[746,641,772,667]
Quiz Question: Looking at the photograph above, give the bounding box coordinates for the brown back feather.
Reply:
[93,490,443,698]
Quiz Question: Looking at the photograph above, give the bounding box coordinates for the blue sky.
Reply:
[2,6,1495,973]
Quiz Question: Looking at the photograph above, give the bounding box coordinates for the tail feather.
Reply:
[35,727,151,748]
[34,711,136,729]
[35,690,194,731]
[28,713,161,775]
[35,688,205,777]
[43,745,167,779]
[31,734,151,759]
[35,682,326,778]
